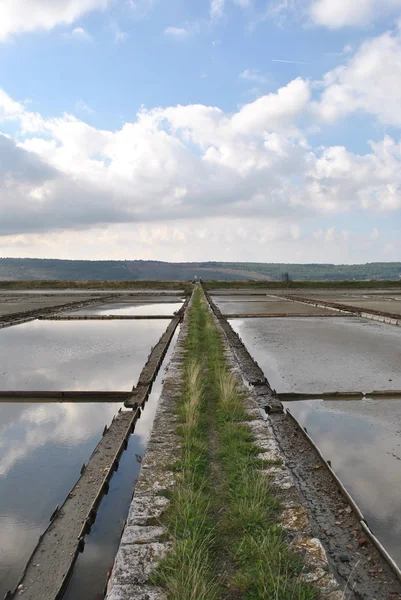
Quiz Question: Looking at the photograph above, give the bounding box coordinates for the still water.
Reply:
[65,301,183,316]
[63,328,179,600]
[0,401,119,596]
[230,316,401,392]
[284,398,401,567]
[0,319,170,390]
[0,323,180,599]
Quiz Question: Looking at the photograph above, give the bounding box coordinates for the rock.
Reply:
[358,538,368,547]
[339,554,350,562]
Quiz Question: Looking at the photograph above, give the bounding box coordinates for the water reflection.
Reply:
[284,398,401,567]
[66,302,183,316]
[0,319,170,390]
[216,301,281,314]
[0,401,118,596]
[63,327,180,600]
[230,317,401,392]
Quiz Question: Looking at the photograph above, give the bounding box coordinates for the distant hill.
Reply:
[0,258,400,282]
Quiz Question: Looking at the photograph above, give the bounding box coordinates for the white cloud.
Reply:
[1,220,398,262]
[164,26,191,39]
[75,99,94,114]
[239,68,269,84]
[210,0,251,21]
[0,89,24,120]
[318,29,401,126]
[69,26,92,41]
[267,0,401,29]
[325,44,353,58]
[113,24,128,43]
[0,79,400,256]
[210,0,225,21]
[310,0,401,28]
[231,77,310,134]
[0,0,111,40]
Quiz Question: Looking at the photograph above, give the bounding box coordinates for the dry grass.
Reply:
[180,360,203,428]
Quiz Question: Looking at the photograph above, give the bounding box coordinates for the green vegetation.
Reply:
[155,286,317,599]
[0,278,191,293]
[205,279,401,290]
[1,257,400,282]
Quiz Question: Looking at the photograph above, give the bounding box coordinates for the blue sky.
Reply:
[0,0,401,263]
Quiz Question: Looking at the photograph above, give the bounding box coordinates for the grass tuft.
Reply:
[154,285,318,600]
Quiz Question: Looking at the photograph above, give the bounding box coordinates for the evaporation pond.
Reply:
[230,316,401,392]
[0,319,170,390]
[0,401,118,597]
[65,301,183,316]
[284,397,401,567]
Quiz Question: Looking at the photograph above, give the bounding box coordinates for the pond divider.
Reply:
[124,304,189,410]
[203,288,283,413]
[222,313,354,318]
[0,391,132,402]
[278,294,401,327]
[39,315,175,320]
[278,390,401,401]
[6,303,188,600]
[0,295,119,329]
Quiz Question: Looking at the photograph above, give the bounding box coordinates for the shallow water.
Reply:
[0,290,185,295]
[230,316,401,392]
[0,401,119,596]
[283,398,401,567]
[65,301,183,316]
[63,327,180,600]
[0,321,180,599]
[215,300,332,315]
[0,319,170,391]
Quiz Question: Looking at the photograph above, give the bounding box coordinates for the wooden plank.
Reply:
[0,391,132,402]
[278,392,364,401]
[124,314,184,408]
[222,313,354,318]
[0,295,118,326]
[8,409,140,600]
[39,315,175,320]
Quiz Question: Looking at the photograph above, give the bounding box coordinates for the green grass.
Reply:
[155,286,317,600]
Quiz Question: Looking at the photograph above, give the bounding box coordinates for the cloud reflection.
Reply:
[286,399,401,567]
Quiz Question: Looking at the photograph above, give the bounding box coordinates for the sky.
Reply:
[0,0,401,263]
